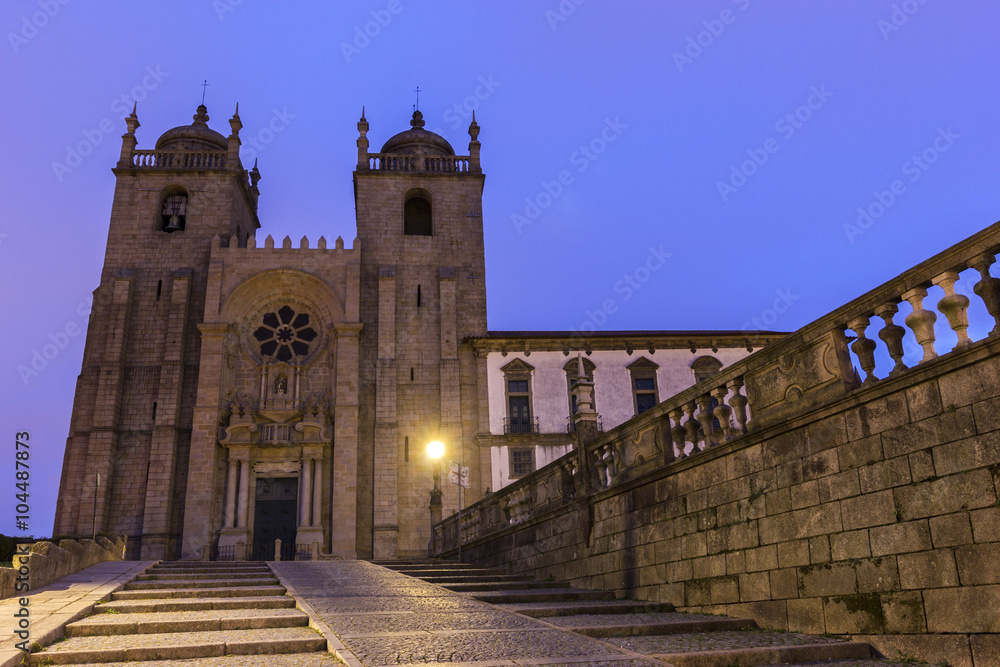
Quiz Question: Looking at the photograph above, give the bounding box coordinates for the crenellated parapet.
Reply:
[211,233,360,252]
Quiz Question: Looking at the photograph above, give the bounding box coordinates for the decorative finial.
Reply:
[235,102,239,115]
[413,86,421,112]
[410,109,425,128]
[361,105,366,121]
[229,103,243,136]
[201,80,210,105]
[193,104,209,125]
[125,101,140,134]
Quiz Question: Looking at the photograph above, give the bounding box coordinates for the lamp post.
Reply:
[426,441,444,555]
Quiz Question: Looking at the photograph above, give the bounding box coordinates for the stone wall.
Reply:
[435,220,1000,667]
[0,536,126,599]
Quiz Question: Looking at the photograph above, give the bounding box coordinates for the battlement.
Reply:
[213,233,359,253]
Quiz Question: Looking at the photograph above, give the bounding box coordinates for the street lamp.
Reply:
[426,440,444,555]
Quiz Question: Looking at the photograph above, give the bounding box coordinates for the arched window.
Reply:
[158,186,189,233]
[403,190,432,236]
[692,356,723,383]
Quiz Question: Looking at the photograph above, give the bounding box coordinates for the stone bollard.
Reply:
[274,538,282,561]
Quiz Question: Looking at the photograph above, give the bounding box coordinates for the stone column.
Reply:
[300,454,313,527]
[236,459,250,528]
[311,457,322,528]
[224,458,238,528]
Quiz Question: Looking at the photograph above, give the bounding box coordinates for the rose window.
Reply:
[253,305,317,362]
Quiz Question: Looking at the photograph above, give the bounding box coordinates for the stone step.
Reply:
[374,561,474,569]
[137,571,272,581]
[146,565,271,576]
[545,612,755,637]
[441,580,565,592]
[91,654,344,667]
[149,564,273,572]
[604,631,872,667]
[125,577,279,589]
[152,562,272,569]
[65,607,309,636]
[95,596,297,614]
[112,585,287,600]
[394,567,505,576]
[28,627,326,665]
[471,587,616,604]
[496,599,676,617]
[417,574,534,583]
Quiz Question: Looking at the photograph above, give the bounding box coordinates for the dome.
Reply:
[155,105,227,151]
[379,110,454,156]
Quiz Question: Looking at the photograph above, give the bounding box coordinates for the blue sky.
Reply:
[2,1,999,536]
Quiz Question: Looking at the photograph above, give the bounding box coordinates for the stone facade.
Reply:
[53,102,779,562]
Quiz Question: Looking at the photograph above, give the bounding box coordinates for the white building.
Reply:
[473,330,786,491]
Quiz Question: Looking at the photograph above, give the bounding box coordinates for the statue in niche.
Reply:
[275,372,288,395]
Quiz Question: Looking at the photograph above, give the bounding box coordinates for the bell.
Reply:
[164,215,182,232]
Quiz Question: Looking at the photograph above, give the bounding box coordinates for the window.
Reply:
[403,191,432,236]
[160,192,188,232]
[253,305,318,362]
[628,357,660,416]
[501,358,535,434]
[563,357,596,415]
[692,356,724,383]
[509,446,535,478]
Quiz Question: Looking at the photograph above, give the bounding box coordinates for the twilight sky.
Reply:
[2,1,999,536]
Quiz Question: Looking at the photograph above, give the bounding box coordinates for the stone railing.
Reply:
[131,150,228,170]
[367,153,471,173]
[433,219,1000,555]
[0,536,127,599]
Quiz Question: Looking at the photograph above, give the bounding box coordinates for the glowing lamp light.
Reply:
[426,440,445,459]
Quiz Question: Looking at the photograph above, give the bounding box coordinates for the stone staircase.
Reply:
[377,560,911,667]
[28,560,335,666]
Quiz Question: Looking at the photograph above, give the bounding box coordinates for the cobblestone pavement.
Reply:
[273,560,925,667]
[273,561,663,667]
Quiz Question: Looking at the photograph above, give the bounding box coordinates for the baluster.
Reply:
[592,449,608,489]
[728,377,749,433]
[933,270,972,349]
[602,443,617,484]
[712,385,733,440]
[695,394,715,446]
[670,408,687,458]
[847,316,878,385]
[874,303,908,376]
[902,287,938,362]
[972,253,1000,337]
[683,401,702,452]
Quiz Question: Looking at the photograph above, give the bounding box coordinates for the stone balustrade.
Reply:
[131,149,229,170]
[433,219,1000,556]
[367,153,471,173]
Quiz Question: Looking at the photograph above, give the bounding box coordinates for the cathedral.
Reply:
[53,103,783,561]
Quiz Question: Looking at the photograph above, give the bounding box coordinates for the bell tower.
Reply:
[354,108,488,558]
[53,103,261,559]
